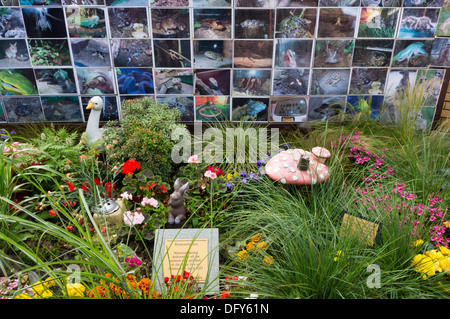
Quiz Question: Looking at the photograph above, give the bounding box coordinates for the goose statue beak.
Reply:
[86,102,94,110]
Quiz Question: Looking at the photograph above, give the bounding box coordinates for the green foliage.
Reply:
[103,97,185,182]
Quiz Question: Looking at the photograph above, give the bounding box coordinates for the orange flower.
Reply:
[87,285,109,298]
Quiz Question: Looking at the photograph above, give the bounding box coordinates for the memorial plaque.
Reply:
[152,228,220,293]
[339,212,381,246]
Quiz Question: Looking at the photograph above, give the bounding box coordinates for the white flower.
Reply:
[120,191,133,200]
[141,197,158,208]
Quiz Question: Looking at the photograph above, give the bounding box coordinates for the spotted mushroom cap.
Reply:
[311,147,331,159]
[264,148,330,185]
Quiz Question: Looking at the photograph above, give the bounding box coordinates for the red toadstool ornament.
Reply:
[311,146,331,164]
[264,148,330,185]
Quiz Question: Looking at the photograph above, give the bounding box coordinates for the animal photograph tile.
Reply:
[233,40,273,68]
[317,8,358,38]
[308,96,346,122]
[359,0,401,6]
[270,96,308,122]
[231,97,269,122]
[275,8,317,39]
[352,39,394,67]
[193,40,233,69]
[0,68,38,96]
[70,38,110,67]
[107,7,148,38]
[234,9,274,39]
[154,69,194,95]
[2,96,44,123]
[318,0,360,6]
[195,95,230,122]
[193,9,232,39]
[346,95,385,120]
[41,95,83,122]
[193,0,231,7]
[76,67,115,95]
[116,68,154,95]
[0,8,26,39]
[34,68,78,95]
[313,39,354,68]
[358,8,399,38]
[415,107,436,132]
[276,0,318,6]
[22,8,67,38]
[272,68,309,96]
[157,96,194,121]
[310,68,350,96]
[29,39,72,67]
[0,39,31,68]
[194,69,230,96]
[151,9,190,39]
[391,39,434,67]
[81,95,119,121]
[235,0,277,7]
[398,8,440,39]
[384,69,417,103]
[430,37,450,66]
[65,7,107,38]
[62,0,105,5]
[403,0,443,7]
[150,0,189,7]
[0,102,6,122]
[153,39,191,68]
[349,67,388,95]
[105,0,147,6]
[415,68,445,107]
[20,0,62,5]
[111,39,153,68]
[275,39,313,68]
[0,0,19,5]
[232,69,272,96]
[435,7,450,36]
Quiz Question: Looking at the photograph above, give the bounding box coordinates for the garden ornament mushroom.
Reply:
[311,146,331,164]
[85,96,105,146]
[264,148,330,185]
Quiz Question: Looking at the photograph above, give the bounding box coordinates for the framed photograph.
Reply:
[318,0,360,6]
[272,68,309,96]
[349,68,388,95]
[195,96,230,122]
[34,68,78,95]
[398,8,439,39]
[116,68,154,95]
[0,68,38,96]
[2,96,44,123]
[352,39,393,67]
[430,38,450,67]
[358,8,399,38]
[194,69,230,96]
[359,0,400,6]
[310,69,350,96]
[403,0,443,7]
[29,39,71,67]
[0,0,19,5]
[233,40,273,68]
[193,0,231,7]
[154,69,194,95]
[275,8,317,39]
[270,96,308,122]
[391,40,434,67]
[41,96,83,122]
[234,9,274,39]
[108,7,148,39]
[384,69,417,102]
[232,69,272,96]
[317,8,358,38]
[22,8,67,38]
[313,39,354,68]
[193,40,233,68]
[193,9,232,39]
[70,38,110,67]
[20,0,61,5]
[111,39,152,67]
[275,39,313,68]
[157,96,194,121]
[105,0,147,5]
[150,0,189,7]
[66,7,107,38]
[0,39,30,68]
[0,8,26,39]
[235,0,276,7]
[153,39,191,68]
[436,8,450,37]
[151,9,190,39]
[415,107,436,132]
[276,0,318,7]
[232,97,269,122]
[76,68,115,95]
[82,96,119,121]
[346,95,385,121]
[0,101,6,123]
[415,69,445,107]
[308,96,345,122]
[62,0,105,5]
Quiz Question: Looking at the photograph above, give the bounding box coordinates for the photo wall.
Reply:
[0,0,449,128]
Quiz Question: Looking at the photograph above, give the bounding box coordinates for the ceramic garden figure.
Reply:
[85,96,105,146]
[167,178,190,225]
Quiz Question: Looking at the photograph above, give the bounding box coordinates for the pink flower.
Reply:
[204,170,217,179]
[120,191,133,200]
[141,197,158,208]
[188,155,199,164]
[123,211,145,226]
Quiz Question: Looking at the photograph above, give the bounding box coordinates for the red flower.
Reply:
[49,209,57,216]
[104,182,116,198]
[66,181,76,191]
[122,159,140,175]
[66,226,74,231]
[160,185,167,193]
[220,292,230,299]
[164,277,169,284]
[94,177,101,185]
[81,181,90,193]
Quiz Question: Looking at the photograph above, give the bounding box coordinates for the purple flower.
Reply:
[256,160,264,167]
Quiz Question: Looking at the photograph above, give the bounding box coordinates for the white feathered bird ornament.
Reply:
[85,96,105,146]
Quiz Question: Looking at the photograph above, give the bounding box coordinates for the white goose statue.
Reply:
[85,96,105,146]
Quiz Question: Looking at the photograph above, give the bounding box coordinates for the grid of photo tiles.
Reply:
[0,0,448,127]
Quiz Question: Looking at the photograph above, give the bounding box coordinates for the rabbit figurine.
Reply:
[167,178,190,225]
[5,42,17,63]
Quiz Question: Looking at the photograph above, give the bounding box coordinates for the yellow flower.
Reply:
[34,289,53,299]
[250,234,261,243]
[31,282,53,299]
[226,173,233,180]
[43,277,55,288]
[237,250,249,261]
[444,221,450,229]
[263,256,274,265]
[412,254,438,279]
[256,241,268,251]
[64,283,86,297]
[413,239,424,247]
[15,293,31,299]
[439,246,450,257]
[246,241,256,251]
[334,251,343,262]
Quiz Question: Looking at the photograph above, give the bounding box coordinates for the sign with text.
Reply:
[339,212,381,246]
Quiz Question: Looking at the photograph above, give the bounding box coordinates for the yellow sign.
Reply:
[163,238,209,282]
[339,213,380,246]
